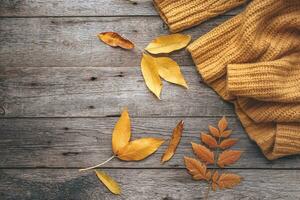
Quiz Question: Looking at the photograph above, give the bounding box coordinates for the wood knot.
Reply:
[0,106,5,115]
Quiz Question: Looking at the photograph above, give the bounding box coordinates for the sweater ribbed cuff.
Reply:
[153,0,246,32]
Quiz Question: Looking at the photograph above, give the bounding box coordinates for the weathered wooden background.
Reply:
[0,1,299,199]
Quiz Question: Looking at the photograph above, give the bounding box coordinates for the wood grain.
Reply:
[0,16,231,68]
[0,0,245,17]
[1,117,299,168]
[0,169,299,200]
[0,66,234,117]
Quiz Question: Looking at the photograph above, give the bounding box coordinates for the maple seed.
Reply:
[98,32,134,50]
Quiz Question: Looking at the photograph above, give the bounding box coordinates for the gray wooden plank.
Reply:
[0,169,299,200]
[0,66,234,117]
[1,117,299,168]
[0,0,245,17]
[0,16,231,68]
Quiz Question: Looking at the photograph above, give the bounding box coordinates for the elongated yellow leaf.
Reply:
[141,53,162,99]
[145,34,191,54]
[95,170,121,195]
[112,109,131,154]
[117,138,164,161]
[155,57,188,88]
[161,120,184,164]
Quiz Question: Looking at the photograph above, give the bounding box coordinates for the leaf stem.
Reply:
[204,182,211,200]
[79,155,115,172]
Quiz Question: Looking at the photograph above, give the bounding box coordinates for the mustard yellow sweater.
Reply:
[154,0,300,160]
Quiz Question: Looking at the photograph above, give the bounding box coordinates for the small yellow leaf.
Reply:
[112,109,131,154]
[141,53,162,99]
[161,120,184,164]
[155,57,188,88]
[145,34,191,54]
[117,138,164,161]
[97,32,134,50]
[95,170,121,195]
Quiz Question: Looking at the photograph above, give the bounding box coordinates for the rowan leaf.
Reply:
[217,173,242,189]
[161,120,184,164]
[212,182,218,191]
[184,157,210,181]
[218,116,228,133]
[221,130,232,138]
[97,32,134,50]
[212,171,219,183]
[155,57,188,88]
[191,142,214,164]
[95,170,121,195]
[112,109,131,154]
[208,125,221,137]
[116,138,164,161]
[201,133,218,148]
[219,138,238,149]
[218,150,242,168]
[141,53,162,99]
[145,34,191,54]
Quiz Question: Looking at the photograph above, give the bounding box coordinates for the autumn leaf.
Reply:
[112,109,131,154]
[95,170,121,195]
[155,57,188,88]
[219,138,238,149]
[145,34,191,54]
[221,130,232,138]
[161,120,184,164]
[217,173,242,189]
[208,125,220,137]
[218,116,228,133]
[98,32,134,49]
[218,150,242,168]
[201,133,218,148]
[117,138,164,161]
[212,171,219,191]
[191,142,214,164]
[141,53,162,99]
[184,157,211,181]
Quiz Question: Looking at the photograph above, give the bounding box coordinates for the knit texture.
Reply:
[154,0,300,160]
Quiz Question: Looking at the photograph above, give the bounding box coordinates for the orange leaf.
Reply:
[212,171,219,183]
[217,173,242,189]
[217,150,242,168]
[201,133,218,148]
[221,130,232,138]
[184,157,210,181]
[191,142,214,164]
[212,182,218,191]
[219,138,238,149]
[218,116,228,133]
[161,120,184,164]
[98,32,134,50]
[208,125,220,137]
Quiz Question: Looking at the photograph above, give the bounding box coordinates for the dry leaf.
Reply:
[155,57,188,88]
[219,138,238,149]
[98,32,134,49]
[208,125,220,137]
[218,150,242,168]
[141,53,162,99]
[161,120,184,164]
[212,182,218,191]
[117,138,164,161]
[217,173,242,189]
[184,157,210,181]
[145,34,191,54]
[112,109,131,154]
[218,116,228,133]
[212,171,219,183]
[95,170,121,195]
[191,142,214,164]
[201,133,218,148]
[221,130,232,138]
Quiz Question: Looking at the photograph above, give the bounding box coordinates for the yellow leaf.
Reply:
[97,32,134,50]
[117,138,164,161]
[155,57,188,88]
[95,170,121,195]
[141,53,162,99]
[145,34,191,54]
[112,109,131,154]
[161,120,184,164]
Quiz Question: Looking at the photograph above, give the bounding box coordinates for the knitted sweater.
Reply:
[154,0,300,160]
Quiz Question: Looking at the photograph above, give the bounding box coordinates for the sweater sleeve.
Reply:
[153,0,247,32]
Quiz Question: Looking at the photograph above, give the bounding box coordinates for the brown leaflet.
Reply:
[217,173,242,189]
[218,150,242,168]
[184,157,211,181]
[201,133,218,148]
[191,142,214,164]
[219,138,238,149]
[208,125,221,137]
